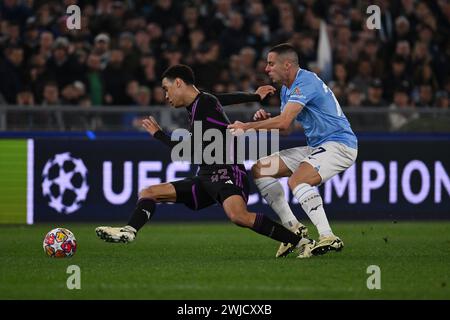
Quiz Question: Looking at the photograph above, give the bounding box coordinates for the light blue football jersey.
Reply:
[281,69,358,149]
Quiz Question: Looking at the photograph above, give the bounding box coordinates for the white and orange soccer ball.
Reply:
[43,228,77,258]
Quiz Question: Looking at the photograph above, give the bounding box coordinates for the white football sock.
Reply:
[254,177,298,228]
[292,183,333,237]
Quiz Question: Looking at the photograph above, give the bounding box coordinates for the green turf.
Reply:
[0,221,449,300]
[0,140,27,223]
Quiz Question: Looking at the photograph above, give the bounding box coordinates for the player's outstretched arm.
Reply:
[142,116,178,148]
[279,122,295,135]
[253,108,272,121]
[215,85,276,106]
[228,102,303,132]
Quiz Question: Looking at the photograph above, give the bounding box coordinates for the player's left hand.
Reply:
[227,121,248,135]
[255,85,276,101]
[142,116,162,136]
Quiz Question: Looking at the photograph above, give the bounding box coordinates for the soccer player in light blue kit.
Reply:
[228,43,358,258]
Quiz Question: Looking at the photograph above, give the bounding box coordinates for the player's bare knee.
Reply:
[287,176,301,191]
[227,210,249,227]
[226,211,239,224]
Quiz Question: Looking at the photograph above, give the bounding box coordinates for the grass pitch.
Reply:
[0,221,449,300]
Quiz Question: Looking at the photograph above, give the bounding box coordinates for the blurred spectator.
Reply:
[135,29,151,55]
[351,59,373,95]
[36,3,55,30]
[394,16,414,43]
[238,46,257,77]
[23,18,40,59]
[219,11,247,58]
[192,43,222,91]
[435,91,448,109]
[41,81,60,105]
[347,84,363,108]
[345,83,373,130]
[125,80,140,105]
[152,86,166,106]
[44,37,82,89]
[103,49,131,105]
[89,0,122,36]
[37,31,54,60]
[85,53,104,106]
[125,86,152,129]
[0,45,25,104]
[93,33,111,70]
[181,4,205,43]
[389,86,419,130]
[187,28,205,55]
[414,63,438,92]
[295,32,316,69]
[61,81,88,106]
[137,54,158,88]
[415,83,434,107]
[362,39,385,79]
[27,53,47,101]
[146,22,164,57]
[384,56,411,100]
[395,40,412,65]
[246,20,270,58]
[245,0,267,25]
[329,62,349,102]
[41,81,63,129]
[60,81,90,130]
[363,78,387,107]
[135,86,151,106]
[162,45,183,69]
[16,88,34,105]
[6,87,36,129]
[228,54,244,85]
[272,4,296,44]
[0,0,32,26]
[377,0,395,43]
[147,0,181,30]
[3,20,21,46]
[119,32,140,74]
[208,0,233,38]
[330,83,346,106]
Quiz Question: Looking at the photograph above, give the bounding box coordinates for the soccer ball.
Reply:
[42,152,89,214]
[43,228,77,258]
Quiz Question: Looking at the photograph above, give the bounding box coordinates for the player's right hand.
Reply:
[142,116,162,136]
[255,85,276,101]
[253,108,271,121]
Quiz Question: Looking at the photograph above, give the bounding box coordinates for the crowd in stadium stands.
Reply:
[0,0,449,130]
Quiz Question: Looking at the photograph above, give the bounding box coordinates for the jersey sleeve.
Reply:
[153,130,179,149]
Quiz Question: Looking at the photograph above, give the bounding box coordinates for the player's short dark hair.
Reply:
[161,64,195,85]
[268,43,299,64]
[269,43,297,56]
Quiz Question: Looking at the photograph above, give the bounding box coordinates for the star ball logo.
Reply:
[42,152,89,214]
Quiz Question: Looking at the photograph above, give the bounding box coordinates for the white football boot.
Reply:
[310,234,344,256]
[276,222,309,258]
[95,225,136,243]
[297,237,316,259]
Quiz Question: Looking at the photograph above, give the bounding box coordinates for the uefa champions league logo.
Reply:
[42,152,89,214]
